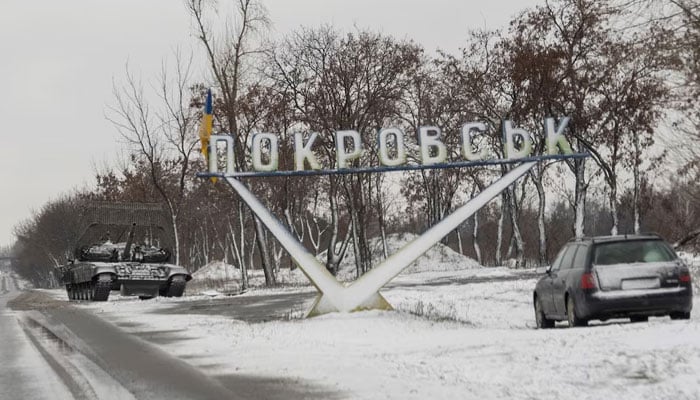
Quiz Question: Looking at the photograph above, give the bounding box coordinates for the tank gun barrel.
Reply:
[122,223,137,261]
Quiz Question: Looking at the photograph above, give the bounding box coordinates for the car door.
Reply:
[552,245,578,317]
[538,246,567,316]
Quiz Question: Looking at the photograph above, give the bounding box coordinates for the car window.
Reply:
[550,246,568,270]
[593,240,676,265]
[559,245,577,270]
[572,245,588,269]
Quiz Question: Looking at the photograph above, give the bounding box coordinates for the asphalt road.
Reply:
[2,272,246,400]
[0,272,74,400]
[1,271,344,400]
[155,290,317,322]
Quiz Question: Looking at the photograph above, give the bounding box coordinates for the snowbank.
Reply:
[191,260,240,282]
[189,232,483,294]
[188,261,242,295]
[189,260,311,294]
[334,232,481,280]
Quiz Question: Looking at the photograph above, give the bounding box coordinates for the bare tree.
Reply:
[270,26,422,275]
[439,29,532,266]
[12,194,86,287]
[398,62,467,236]
[187,0,277,285]
[507,0,673,238]
[107,52,199,265]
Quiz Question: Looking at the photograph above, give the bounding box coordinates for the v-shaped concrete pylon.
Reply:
[225,161,536,317]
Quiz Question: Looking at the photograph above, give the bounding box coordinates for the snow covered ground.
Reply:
[66,262,700,400]
[188,232,482,294]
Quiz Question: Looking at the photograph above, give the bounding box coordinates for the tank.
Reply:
[57,202,191,301]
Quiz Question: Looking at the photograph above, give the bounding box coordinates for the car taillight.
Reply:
[581,273,596,289]
[680,272,691,283]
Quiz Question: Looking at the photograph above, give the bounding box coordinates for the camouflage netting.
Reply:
[80,202,169,227]
[74,203,175,254]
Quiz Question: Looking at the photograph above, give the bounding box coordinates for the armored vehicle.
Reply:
[58,203,191,301]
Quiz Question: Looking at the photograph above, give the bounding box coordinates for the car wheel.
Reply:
[567,296,588,328]
[670,312,691,320]
[534,296,554,329]
[630,316,648,323]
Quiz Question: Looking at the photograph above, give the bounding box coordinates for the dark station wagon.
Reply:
[533,235,693,328]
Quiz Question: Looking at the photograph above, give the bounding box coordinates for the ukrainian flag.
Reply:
[199,89,213,159]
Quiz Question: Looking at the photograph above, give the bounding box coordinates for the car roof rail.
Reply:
[640,231,662,238]
[571,236,594,243]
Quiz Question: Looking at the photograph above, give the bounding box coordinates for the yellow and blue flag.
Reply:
[199,89,213,159]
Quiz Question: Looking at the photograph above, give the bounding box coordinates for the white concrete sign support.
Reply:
[223,162,536,317]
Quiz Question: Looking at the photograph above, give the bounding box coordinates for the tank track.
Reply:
[160,276,186,297]
[66,285,75,300]
[65,276,112,302]
[92,280,112,301]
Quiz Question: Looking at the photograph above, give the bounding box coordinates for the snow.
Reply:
[191,261,239,282]
[67,259,700,400]
[189,261,310,294]
[335,232,481,280]
[189,232,481,295]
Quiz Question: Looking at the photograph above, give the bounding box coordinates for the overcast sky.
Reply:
[0,0,541,247]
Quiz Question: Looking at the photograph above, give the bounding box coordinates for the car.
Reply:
[533,234,693,328]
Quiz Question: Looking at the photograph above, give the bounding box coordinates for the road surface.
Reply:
[1,269,244,400]
[0,271,75,399]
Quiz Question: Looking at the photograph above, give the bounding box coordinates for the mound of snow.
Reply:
[192,232,482,290]
[189,261,242,294]
[335,232,481,280]
[192,260,240,282]
[191,260,311,292]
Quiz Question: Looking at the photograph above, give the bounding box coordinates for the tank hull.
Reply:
[59,261,191,301]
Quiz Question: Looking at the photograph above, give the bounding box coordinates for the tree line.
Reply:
[11,0,700,288]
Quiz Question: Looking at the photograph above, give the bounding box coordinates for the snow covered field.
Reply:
[69,264,700,400]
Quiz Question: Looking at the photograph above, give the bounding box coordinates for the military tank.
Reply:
[57,202,191,301]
